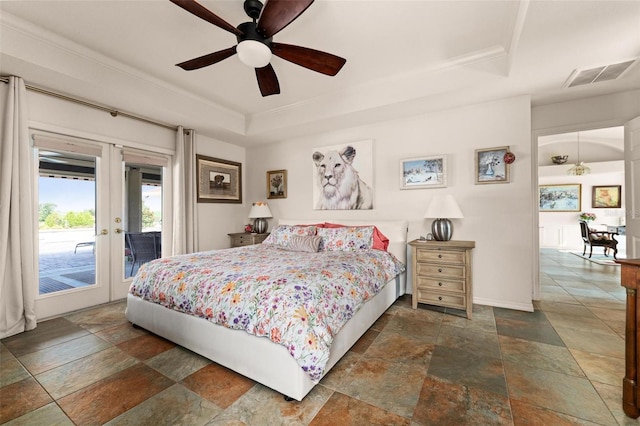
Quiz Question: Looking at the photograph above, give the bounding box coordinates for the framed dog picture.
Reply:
[311,140,373,210]
[267,170,287,199]
[475,146,510,184]
[400,155,447,189]
[592,185,621,208]
[196,155,242,203]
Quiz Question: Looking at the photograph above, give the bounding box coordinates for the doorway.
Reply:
[34,135,169,318]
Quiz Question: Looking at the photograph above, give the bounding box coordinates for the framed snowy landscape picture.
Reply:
[400,155,447,189]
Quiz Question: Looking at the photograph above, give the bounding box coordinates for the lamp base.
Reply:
[253,218,268,234]
[432,218,453,241]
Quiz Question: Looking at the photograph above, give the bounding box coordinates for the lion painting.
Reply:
[312,145,373,210]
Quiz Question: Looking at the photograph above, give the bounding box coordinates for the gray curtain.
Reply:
[172,127,198,255]
[0,76,37,338]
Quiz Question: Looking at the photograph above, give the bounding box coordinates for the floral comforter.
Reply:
[129,244,404,381]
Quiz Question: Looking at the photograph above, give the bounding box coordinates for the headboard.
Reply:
[277,219,409,294]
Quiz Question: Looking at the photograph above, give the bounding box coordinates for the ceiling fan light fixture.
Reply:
[237,40,272,68]
[567,131,590,175]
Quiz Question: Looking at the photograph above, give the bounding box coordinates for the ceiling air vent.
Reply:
[565,59,636,88]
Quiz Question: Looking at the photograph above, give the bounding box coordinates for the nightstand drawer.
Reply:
[416,249,465,264]
[416,276,465,293]
[228,233,269,248]
[232,235,254,246]
[416,263,465,280]
[417,290,466,309]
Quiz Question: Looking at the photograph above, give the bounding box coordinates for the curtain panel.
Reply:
[0,76,37,338]
[172,127,198,255]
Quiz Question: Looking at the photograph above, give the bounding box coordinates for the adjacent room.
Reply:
[1,0,639,424]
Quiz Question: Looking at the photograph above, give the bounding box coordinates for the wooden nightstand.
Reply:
[228,232,269,248]
[409,239,475,318]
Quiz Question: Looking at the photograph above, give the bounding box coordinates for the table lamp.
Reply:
[424,194,464,241]
[248,202,273,234]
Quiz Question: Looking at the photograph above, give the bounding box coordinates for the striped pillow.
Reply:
[283,235,322,253]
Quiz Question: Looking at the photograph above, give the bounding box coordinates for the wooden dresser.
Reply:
[228,232,269,248]
[409,240,475,319]
[619,258,640,418]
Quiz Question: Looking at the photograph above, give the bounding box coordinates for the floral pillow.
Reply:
[263,225,317,247]
[317,226,374,251]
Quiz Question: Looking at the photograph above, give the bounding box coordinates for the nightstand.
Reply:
[228,232,269,248]
[409,239,475,318]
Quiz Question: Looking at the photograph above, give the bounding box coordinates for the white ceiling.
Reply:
[1,0,639,147]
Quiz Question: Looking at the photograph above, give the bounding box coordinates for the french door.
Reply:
[34,134,169,319]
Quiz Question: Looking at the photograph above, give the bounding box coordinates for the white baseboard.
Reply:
[473,297,534,313]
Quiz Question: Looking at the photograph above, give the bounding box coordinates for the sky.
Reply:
[39,177,161,213]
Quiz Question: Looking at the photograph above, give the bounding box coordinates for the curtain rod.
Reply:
[0,76,177,131]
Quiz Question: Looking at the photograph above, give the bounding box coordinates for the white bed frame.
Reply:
[125,219,408,401]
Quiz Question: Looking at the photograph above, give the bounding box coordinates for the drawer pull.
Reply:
[438,282,443,286]
[438,296,443,301]
[438,268,442,273]
[438,254,443,258]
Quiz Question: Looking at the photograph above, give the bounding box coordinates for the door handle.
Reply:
[115,228,127,234]
[99,229,108,235]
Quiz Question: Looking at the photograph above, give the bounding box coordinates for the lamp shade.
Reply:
[424,194,464,219]
[248,202,272,219]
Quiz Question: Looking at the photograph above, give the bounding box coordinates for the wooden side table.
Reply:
[618,258,640,418]
[228,232,269,248]
[409,239,475,319]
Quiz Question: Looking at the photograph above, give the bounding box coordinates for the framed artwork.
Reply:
[539,183,581,212]
[311,139,373,210]
[267,169,287,199]
[592,185,622,208]
[196,154,242,203]
[475,146,510,184]
[400,155,447,189]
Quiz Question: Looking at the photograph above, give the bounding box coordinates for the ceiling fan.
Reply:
[170,0,347,97]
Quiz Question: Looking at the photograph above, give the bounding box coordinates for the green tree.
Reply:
[44,211,64,228]
[64,210,95,228]
[39,202,56,222]
[142,205,155,228]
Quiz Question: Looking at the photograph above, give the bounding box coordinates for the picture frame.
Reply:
[400,155,447,189]
[267,169,287,199]
[475,146,510,184]
[592,185,622,208]
[196,154,242,203]
[539,183,582,212]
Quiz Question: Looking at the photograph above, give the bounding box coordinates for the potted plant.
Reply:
[579,212,596,222]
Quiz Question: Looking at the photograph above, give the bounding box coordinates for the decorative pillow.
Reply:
[323,223,390,251]
[282,235,322,253]
[263,225,317,247]
[317,226,374,251]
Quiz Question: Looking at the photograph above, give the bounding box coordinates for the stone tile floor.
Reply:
[1,248,633,425]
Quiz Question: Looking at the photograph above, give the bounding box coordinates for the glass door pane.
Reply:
[38,150,97,294]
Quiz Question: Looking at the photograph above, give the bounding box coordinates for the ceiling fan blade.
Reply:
[271,43,346,76]
[170,0,242,36]
[257,0,314,38]
[255,64,280,96]
[176,46,237,70]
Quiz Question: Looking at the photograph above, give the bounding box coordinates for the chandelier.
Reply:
[567,132,591,176]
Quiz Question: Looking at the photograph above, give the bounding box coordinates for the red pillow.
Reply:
[322,223,389,251]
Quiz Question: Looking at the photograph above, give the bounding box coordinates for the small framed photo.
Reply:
[400,155,447,189]
[539,183,582,212]
[196,155,242,203]
[267,169,287,199]
[475,146,510,184]
[592,185,621,208]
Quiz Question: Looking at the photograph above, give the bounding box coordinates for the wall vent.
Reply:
[564,59,636,88]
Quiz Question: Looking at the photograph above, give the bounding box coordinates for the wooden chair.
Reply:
[579,220,618,259]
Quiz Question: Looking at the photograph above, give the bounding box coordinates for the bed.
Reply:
[125,219,408,401]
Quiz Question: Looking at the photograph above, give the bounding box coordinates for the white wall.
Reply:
[246,95,534,312]
[539,161,625,250]
[195,134,247,251]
